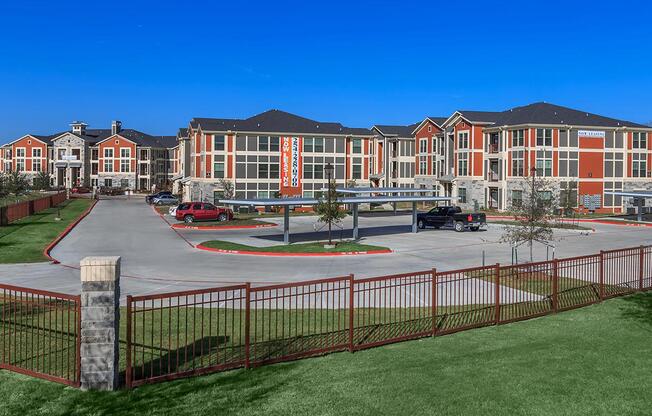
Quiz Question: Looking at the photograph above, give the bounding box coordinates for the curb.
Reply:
[486,215,651,229]
[150,205,195,248]
[44,199,98,264]
[195,243,393,257]
[171,223,277,230]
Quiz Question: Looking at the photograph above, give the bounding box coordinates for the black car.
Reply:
[417,206,487,232]
[146,191,172,204]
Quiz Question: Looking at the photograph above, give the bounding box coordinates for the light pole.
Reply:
[324,162,334,245]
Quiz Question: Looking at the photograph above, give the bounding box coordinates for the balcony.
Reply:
[488,143,499,154]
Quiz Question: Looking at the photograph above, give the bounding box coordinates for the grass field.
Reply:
[0,198,93,263]
[0,292,650,415]
[199,240,389,253]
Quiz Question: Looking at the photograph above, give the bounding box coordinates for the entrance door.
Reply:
[57,168,65,187]
[489,188,499,210]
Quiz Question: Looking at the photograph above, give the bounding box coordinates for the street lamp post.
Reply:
[324,162,334,245]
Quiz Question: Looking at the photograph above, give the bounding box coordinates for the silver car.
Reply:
[153,195,179,205]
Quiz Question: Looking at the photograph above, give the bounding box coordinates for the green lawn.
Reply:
[199,240,389,253]
[0,292,651,415]
[0,198,93,263]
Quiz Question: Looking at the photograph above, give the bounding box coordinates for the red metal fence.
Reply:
[125,245,652,388]
[1,192,67,225]
[0,283,80,386]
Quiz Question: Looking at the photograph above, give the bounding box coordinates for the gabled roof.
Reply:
[4,133,60,147]
[51,129,113,145]
[191,109,373,136]
[177,128,188,139]
[409,117,447,136]
[495,102,647,128]
[373,123,420,138]
[97,129,171,147]
[156,135,178,148]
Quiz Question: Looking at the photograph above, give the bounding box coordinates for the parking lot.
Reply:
[2,196,652,298]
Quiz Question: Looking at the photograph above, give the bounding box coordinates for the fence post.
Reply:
[639,246,644,291]
[125,295,132,388]
[552,259,559,313]
[348,274,354,353]
[494,263,501,325]
[79,256,121,391]
[599,250,605,300]
[431,268,437,337]
[245,282,251,369]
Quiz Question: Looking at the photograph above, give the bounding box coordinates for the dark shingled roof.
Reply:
[455,102,647,128]
[192,109,372,136]
[156,135,178,148]
[177,128,188,139]
[427,117,448,127]
[373,123,420,137]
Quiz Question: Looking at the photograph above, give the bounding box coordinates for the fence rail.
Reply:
[0,283,80,386]
[1,191,67,225]
[125,244,652,388]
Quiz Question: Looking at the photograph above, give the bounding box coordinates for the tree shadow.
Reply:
[619,291,652,328]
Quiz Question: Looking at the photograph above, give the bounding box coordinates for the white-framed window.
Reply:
[15,148,25,158]
[511,189,523,207]
[120,148,131,172]
[632,153,647,177]
[352,139,362,154]
[633,132,648,149]
[303,162,324,179]
[214,135,225,151]
[457,131,470,149]
[16,159,25,171]
[33,159,41,172]
[457,153,468,176]
[213,162,225,178]
[603,152,624,178]
[512,130,525,147]
[352,163,362,179]
[458,187,467,203]
[32,148,41,158]
[536,128,552,146]
[419,138,428,175]
[104,148,114,158]
[535,150,553,177]
[511,150,524,176]
[559,151,579,177]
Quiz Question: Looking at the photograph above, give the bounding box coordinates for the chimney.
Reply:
[112,120,122,135]
[70,121,88,135]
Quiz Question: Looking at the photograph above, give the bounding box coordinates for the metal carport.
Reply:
[604,191,652,222]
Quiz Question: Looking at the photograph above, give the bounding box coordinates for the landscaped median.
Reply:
[0,198,95,263]
[196,240,392,256]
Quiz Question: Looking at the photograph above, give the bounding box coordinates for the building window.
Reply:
[511,190,523,208]
[91,149,98,160]
[270,163,279,179]
[303,162,324,180]
[91,163,98,175]
[352,139,362,154]
[604,152,624,178]
[104,179,113,187]
[32,148,41,158]
[214,135,225,151]
[213,162,225,179]
[257,136,268,152]
[258,163,269,178]
[16,160,25,171]
[15,148,25,158]
[512,130,525,147]
[558,151,579,177]
[633,132,648,149]
[535,150,552,177]
[352,163,362,179]
[457,153,468,176]
[457,131,469,149]
[270,136,280,152]
[511,150,524,177]
[458,187,467,203]
[536,128,552,146]
[560,182,578,208]
[33,159,41,172]
[120,159,130,173]
[303,138,314,153]
[632,153,647,177]
[419,139,428,175]
[120,148,131,173]
[120,179,129,188]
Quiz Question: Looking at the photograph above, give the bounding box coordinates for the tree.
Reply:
[6,171,29,196]
[0,174,9,199]
[217,178,235,200]
[315,179,346,245]
[32,171,51,191]
[500,168,557,262]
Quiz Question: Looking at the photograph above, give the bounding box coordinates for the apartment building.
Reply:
[0,121,177,191]
[413,102,652,213]
[184,110,374,202]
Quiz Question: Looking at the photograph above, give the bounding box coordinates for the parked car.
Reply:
[168,205,178,216]
[417,206,487,232]
[152,194,179,205]
[71,186,91,194]
[146,191,172,204]
[175,202,234,224]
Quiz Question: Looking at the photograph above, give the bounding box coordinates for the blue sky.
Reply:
[1,0,651,142]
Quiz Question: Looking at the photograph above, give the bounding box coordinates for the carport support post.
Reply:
[283,207,290,244]
[352,203,359,240]
[79,256,121,391]
[412,201,418,233]
[637,197,644,222]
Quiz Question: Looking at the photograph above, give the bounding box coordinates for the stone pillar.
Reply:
[80,256,121,391]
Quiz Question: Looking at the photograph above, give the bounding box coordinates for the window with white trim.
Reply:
[535,150,553,177]
[633,132,647,149]
[213,162,225,178]
[512,129,525,147]
[559,151,579,177]
[419,139,427,174]
[457,131,469,149]
[632,153,647,177]
[214,135,225,151]
[120,148,131,173]
[457,152,468,176]
[511,150,524,176]
[536,128,552,146]
[352,139,362,154]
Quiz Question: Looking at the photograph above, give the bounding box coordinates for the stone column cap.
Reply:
[80,256,121,267]
[80,256,121,283]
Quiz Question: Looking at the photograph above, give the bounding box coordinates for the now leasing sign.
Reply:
[280,136,302,195]
[578,130,606,139]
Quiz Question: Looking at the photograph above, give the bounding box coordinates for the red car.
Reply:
[175,202,234,224]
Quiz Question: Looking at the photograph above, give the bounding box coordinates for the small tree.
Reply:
[32,171,51,191]
[0,174,9,199]
[6,171,29,197]
[218,178,235,200]
[501,168,557,262]
[346,179,357,188]
[315,180,346,245]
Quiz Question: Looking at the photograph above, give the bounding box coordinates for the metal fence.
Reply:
[0,283,80,386]
[125,245,652,388]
